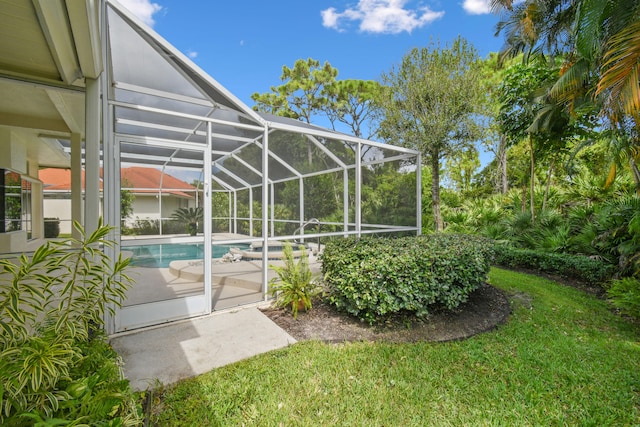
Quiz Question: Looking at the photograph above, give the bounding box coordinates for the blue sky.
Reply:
[118,0,506,109]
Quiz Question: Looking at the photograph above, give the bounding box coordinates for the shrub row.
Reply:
[493,244,615,285]
[321,234,494,324]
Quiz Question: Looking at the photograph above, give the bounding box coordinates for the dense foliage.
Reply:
[493,245,614,285]
[321,234,494,324]
[249,2,640,319]
[0,222,141,425]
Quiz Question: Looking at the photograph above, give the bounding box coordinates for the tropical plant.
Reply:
[592,195,640,275]
[268,243,319,319]
[171,206,204,236]
[607,277,640,320]
[0,220,140,425]
[492,0,640,191]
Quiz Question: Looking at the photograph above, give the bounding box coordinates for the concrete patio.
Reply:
[110,306,296,391]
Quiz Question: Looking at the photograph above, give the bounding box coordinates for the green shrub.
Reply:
[321,234,494,324]
[607,277,640,320]
[44,217,60,238]
[493,244,614,285]
[268,243,320,319]
[0,221,141,425]
[130,218,160,235]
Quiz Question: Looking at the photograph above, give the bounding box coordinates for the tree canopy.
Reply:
[377,36,484,231]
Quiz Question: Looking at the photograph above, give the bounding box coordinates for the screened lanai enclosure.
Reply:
[0,0,420,333]
[104,2,421,331]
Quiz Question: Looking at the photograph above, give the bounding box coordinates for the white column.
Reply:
[261,127,269,300]
[270,183,275,237]
[70,132,83,239]
[204,122,212,312]
[299,177,304,235]
[343,169,348,236]
[249,187,253,237]
[84,77,100,234]
[355,142,362,238]
[416,153,422,236]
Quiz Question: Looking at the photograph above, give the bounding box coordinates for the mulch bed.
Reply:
[261,283,512,344]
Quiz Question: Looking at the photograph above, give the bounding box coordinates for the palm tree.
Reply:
[492,0,640,192]
[171,206,203,236]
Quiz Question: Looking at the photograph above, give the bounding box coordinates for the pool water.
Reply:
[128,243,250,268]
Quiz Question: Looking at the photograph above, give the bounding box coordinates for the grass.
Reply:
[151,268,640,426]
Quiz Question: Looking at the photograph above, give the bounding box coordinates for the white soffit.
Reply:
[32,0,84,85]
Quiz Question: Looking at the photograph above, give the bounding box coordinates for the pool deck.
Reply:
[123,250,322,310]
[111,250,322,390]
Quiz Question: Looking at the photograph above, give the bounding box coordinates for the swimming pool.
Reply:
[127,243,250,268]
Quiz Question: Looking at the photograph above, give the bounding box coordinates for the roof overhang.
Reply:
[0,0,102,168]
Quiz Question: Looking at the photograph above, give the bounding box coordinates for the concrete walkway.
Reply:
[110,307,296,391]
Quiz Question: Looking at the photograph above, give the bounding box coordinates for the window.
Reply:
[1,168,34,239]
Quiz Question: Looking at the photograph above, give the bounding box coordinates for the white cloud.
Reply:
[462,0,491,15]
[186,50,198,59]
[117,0,163,27]
[321,0,445,34]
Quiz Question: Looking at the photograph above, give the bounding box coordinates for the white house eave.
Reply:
[32,0,84,85]
[65,0,102,79]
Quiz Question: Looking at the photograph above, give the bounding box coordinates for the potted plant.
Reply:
[268,242,319,319]
[171,206,203,236]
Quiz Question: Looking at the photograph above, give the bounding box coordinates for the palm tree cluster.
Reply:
[491,0,640,189]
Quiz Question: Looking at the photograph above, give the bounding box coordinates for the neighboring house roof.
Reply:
[39,168,94,191]
[40,167,197,198]
[121,167,197,199]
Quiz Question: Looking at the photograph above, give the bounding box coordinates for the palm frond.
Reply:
[550,56,592,107]
[490,0,515,13]
[574,0,607,60]
[597,20,640,117]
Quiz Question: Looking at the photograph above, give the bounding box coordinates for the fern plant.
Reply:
[607,277,640,320]
[0,220,140,425]
[268,243,319,319]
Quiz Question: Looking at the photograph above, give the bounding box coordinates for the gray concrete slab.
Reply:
[110,307,296,391]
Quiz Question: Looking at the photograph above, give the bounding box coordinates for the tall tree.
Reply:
[497,59,560,223]
[251,58,338,123]
[325,79,381,140]
[479,53,516,194]
[377,37,484,231]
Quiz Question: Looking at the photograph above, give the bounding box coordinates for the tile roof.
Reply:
[40,167,197,198]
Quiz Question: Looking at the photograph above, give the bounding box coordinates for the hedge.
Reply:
[321,234,494,324]
[493,244,614,285]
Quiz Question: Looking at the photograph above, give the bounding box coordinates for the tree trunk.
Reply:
[542,158,554,211]
[529,135,535,225]
[431,154,444,232]
[630,157,640,194]
[497,134,508,194]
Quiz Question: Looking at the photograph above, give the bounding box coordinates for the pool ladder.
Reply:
[294,218,320,254]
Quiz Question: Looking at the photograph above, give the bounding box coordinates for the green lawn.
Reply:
[151,268,640,426]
